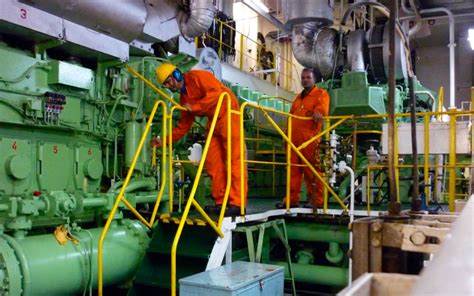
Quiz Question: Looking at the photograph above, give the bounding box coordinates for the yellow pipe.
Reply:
[218,93,232,229]
[437,86,444,121]
[240,102,247,216]
[272,141,276,196]
[245,159,305,166]
[148,109,168,226]
[152,145,157,168]
[424,115,430,207]
[170,92,228,296]
[448,111,457,212]
[323,118,330,214]
[297,118,349,151]
[354,130,383,135]
[259,107,348,211]
[125,64,185,110]
[286,116,292,210]
[169,106,181,213]
[98,100,166,296]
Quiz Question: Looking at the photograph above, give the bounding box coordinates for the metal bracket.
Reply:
[401,224,449,253]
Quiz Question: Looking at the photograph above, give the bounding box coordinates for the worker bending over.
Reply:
[156,63,247,216]
[276,68,330,209]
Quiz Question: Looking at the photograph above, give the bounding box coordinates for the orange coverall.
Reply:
[287,86,330,206]
[172,70,247,208]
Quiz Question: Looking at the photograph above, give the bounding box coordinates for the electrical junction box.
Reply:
[179,261,284,296]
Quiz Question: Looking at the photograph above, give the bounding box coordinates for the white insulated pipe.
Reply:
[337,161,355,285]
[401,3,456,108]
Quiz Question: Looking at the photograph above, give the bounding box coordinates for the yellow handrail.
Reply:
[239,101,349,212]
[170,92,233,296]
[125,64,186,111]
[98,100,168,296]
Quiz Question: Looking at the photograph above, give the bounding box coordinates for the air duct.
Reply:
[291,23,320,69]
[178,0,216,38]
[22,0,147,43]
[347,30,366,72]
[286,0,337,79]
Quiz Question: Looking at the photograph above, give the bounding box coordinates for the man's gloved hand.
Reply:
[313,112,323,123]
[151,136,162,148]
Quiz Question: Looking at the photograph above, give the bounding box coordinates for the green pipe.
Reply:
[326,242,344,264]
[125,121,142,170]
[123,177,156,193]
[270,261,348,287]
[272,223,349,244]
[0,220,149,295]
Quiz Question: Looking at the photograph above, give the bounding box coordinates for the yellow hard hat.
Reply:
[156,63,177,84]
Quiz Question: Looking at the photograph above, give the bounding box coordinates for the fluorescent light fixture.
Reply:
[251,0,270,13]
[469,28,474,50]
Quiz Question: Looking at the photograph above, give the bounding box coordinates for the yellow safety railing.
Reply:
[97,99,168,296]
[198,18,299,92]
[358,109,474,214]
[239,101,350,215]
[169,92,233,296]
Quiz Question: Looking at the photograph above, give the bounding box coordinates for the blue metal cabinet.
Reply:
[179,261,284,296]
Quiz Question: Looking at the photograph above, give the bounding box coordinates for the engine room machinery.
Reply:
[0,0,472,295]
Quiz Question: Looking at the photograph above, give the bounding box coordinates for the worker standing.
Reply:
[155,63,247,216]
[276,68,330,209]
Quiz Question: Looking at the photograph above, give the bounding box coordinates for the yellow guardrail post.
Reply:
[240,102,247,216]
[286,116,292,210]
[168,106,181,213]
[218,93,232,229]
[170,93,230,296]
[323,118,330,214]
[424,114,430,207]
[394,117,400,202]
[448,110,457,212]
[98,100,167,296]
[259,108,348,211]
[125,64,185,111]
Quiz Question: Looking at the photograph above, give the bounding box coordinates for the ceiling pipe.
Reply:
[401,1,456,109]
[291,23,320,69]
[178,0,216,38]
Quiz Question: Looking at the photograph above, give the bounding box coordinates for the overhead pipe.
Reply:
[291,22,320,69]
[400,2,456,108]
[178,0,216,38]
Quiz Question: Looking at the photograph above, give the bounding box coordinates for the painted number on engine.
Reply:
[20,8,27,19]
[12,141,17,151]
[88,148,92,156]
[53,145,58,154]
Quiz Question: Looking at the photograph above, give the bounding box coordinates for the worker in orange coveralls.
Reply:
[155,63,247,217]
[276,68,330,209]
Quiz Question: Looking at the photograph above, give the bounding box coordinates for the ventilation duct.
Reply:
[22,0,147,43]
[178,0,216,38]
[347,30,366,72]
[286,0,337,79]
[283,0,334,27]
